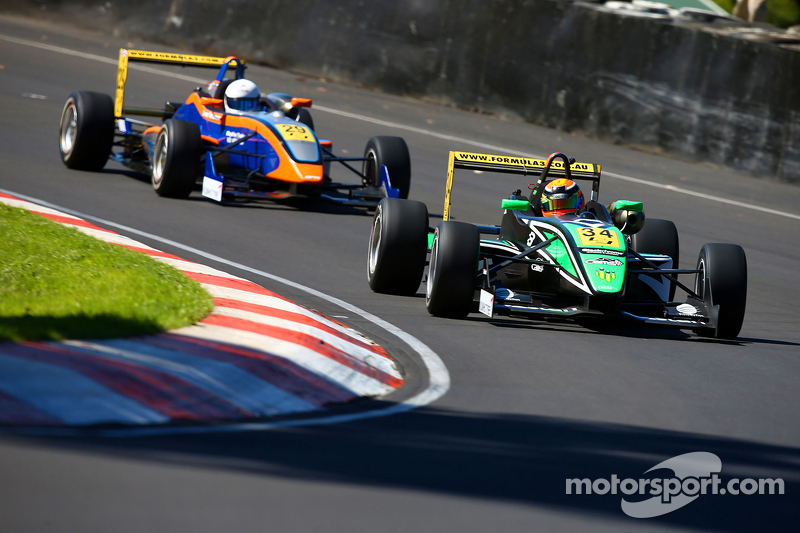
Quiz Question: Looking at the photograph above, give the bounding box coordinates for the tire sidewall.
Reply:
[59,96,79,164]
[366,198,428,295]
[58,91,114,171]
[363,136,411,199]
[425,221,479,317]
[151,119,201,198]
[696,243,747,339]
[367,204,385,288]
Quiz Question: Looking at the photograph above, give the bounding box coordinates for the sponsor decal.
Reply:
[595,268,616,282]
[201,176,223,202]
[566,452,784,519]
[676,303,701,316]
[454,151,594,172]
[126,50,229,66]
[303,175,321,181]
[203,109,221,120]
[586,257,623,266]
[225,130,245,144]
[531,264,545,273]
[479,290,494,317]
[581,248,625,257]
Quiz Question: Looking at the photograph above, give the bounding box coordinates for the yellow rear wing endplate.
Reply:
[114,49,245,118]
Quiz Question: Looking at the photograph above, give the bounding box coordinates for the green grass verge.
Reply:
[0,203,214,342]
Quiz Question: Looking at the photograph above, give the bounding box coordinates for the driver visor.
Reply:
[227,97,260,111]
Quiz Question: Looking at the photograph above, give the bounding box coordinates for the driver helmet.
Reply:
[541,178,584,216]
[224,79,261,113]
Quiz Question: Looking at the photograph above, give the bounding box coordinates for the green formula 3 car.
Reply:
[366,151,747,339]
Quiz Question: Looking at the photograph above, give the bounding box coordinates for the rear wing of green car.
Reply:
[443,151,602,221]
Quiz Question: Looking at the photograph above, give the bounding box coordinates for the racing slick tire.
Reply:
[152,119,202,198]
[367,198,428,295]
[630,218,680,301]
[695,243,747,339]
[59,91,115,171]
[294,108,315,131]
[363,136,411,200]
[426,221,480,318]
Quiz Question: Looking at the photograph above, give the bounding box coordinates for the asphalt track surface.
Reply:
[1,14,799,533]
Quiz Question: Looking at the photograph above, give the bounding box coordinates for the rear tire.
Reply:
[367,198,429,295]
[363,136,411,199]
[695,243,747,339]
[152,119,202,198]
[294,108,314,131]
[426,221,480,318]
[630,218,680,301]
[59,91,115,171]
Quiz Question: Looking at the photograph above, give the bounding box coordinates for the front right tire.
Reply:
[363,136,411,199]
[152,119,202,198]
[426,221,480,318]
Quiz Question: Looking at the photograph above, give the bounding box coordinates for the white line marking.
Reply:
[312,105,800,221]
[0,189,450,436]
[603,171,800,221]
[2,31,797,221]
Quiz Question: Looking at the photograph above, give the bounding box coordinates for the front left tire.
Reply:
[367,198,429,295]
[630,218,680,301]
[695,243,747,339]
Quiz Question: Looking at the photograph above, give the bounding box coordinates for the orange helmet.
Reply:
[541,178,584,216]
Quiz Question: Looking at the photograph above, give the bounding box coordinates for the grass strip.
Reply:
[0,203,213,342]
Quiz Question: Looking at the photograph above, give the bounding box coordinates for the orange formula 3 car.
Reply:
[58,49,410,206]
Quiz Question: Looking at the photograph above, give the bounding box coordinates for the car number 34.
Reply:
[576,227,620,248]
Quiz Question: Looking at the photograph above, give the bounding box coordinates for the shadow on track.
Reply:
[8,407,798,532]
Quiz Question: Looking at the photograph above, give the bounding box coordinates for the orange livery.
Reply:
[59,49,412,205]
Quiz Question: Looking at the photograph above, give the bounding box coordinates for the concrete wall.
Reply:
[8,0,800,182]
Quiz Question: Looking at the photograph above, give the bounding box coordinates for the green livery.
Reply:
[367,150,749,339]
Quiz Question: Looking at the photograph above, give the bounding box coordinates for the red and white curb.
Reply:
[0,192,404,427]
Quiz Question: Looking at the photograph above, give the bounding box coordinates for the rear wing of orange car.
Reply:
[442,151,602,221]
[114,49,246,118]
